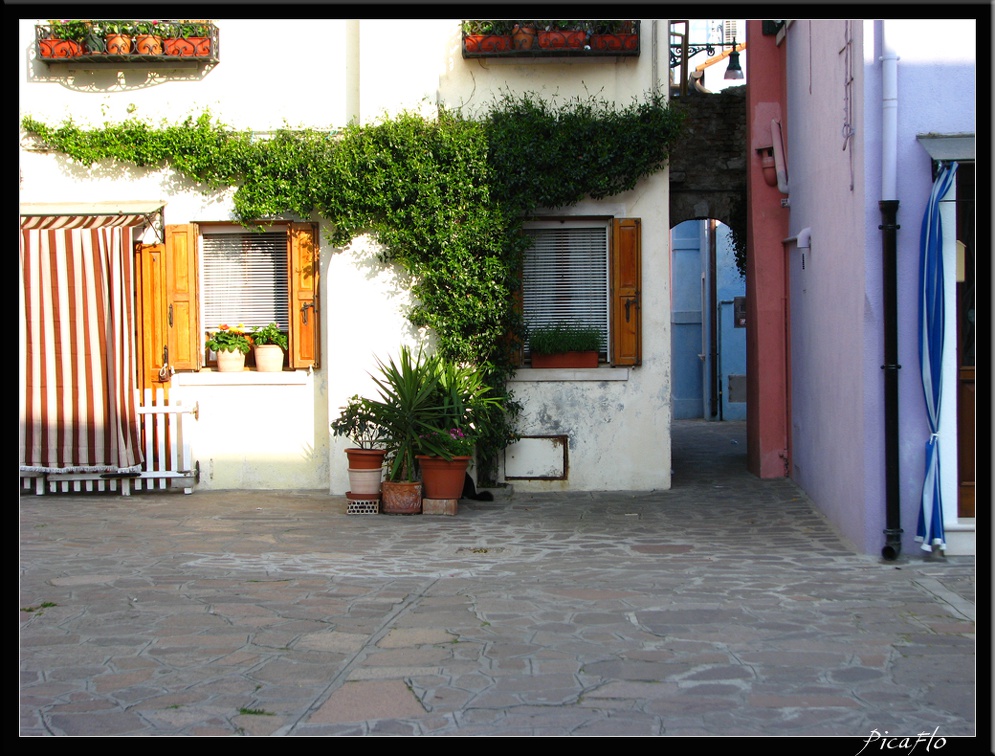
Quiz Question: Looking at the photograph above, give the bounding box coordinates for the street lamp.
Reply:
[670,30,746,95]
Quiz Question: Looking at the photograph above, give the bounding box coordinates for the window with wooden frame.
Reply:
[520,217,641,367]
[135,221,319,386]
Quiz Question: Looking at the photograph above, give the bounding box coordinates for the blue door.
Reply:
[671,220,746,420]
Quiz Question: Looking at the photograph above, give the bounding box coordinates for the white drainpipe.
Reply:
[771,118,789,195]
[881,24,898,200]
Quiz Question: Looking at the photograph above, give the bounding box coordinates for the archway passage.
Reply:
[669,85,747,234]
[668,86,750,477]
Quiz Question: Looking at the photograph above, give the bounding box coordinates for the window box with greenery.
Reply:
[527,323,604,368]
[36,19,218,64]
[461,19,638,58]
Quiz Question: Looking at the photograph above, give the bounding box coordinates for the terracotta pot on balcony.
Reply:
[134,34,163,55]
[511,24,537,50]
[464,34,512,53]
[538,30,587,50]
[164,37,211,57]
[105,34,132,54]
[40,39,83,58]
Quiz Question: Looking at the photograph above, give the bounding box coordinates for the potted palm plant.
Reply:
[249,322,287,372]
[416,358,502,501]
[527,322,603,368]
[363,346,446,514]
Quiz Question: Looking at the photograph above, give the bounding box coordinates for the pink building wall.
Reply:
[744,20,790,479]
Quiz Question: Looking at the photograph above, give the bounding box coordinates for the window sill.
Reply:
[172,370,309,387]
[510,367,630,382]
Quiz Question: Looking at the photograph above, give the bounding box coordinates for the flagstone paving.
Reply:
[19,421,975,737]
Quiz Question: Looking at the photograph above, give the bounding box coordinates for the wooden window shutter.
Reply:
[134,241,167,392]
[164,224,201,371]
[288,222,319,368]
[611,218,641,366]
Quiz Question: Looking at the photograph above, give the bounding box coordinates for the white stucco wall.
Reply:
[435,21,675,492]
[20,18,675,494]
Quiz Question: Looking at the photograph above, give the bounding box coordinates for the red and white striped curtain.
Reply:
[19,220,143,473]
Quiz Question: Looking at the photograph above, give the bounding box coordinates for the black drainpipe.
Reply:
[879,198,902,560]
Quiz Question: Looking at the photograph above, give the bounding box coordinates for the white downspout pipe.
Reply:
[771,118,789,194]
[881,25,898,200]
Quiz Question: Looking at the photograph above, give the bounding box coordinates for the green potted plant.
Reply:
[249,322,287,372]
[163,20,212,57]
[511,21,539,50]
[462,20,515,53]
[331,394,389,477]
[527,322,604,368]
[133,19,164,55]
[205,323,251,372]
[102,20,135,54]
[362,346,446,513]
[40,20,91,57]
[589,20,638,52]
[537,20,587,50]
[415,357,502,502]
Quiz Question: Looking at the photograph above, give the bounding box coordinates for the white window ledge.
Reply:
[510,367,630,382]
[172,369,310,387]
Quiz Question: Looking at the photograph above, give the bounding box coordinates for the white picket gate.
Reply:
[20,388,198,496]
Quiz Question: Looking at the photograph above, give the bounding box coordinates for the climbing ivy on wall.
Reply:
[21,91,686,482]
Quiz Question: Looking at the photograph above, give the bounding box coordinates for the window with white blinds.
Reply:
[522,222,610,359]
[201,229,289,330]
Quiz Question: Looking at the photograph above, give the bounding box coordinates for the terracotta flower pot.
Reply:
[134,34,163,55]
[511,25,537,50]
[381,480,422,514]
[40,39,83,58]
[164,37,211,57]
[105,34,132,54]
[345,448,387,470]
[589,33,639,52]
[464,34,511,53]
[417,456,470,499]
[538,30,587,50]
